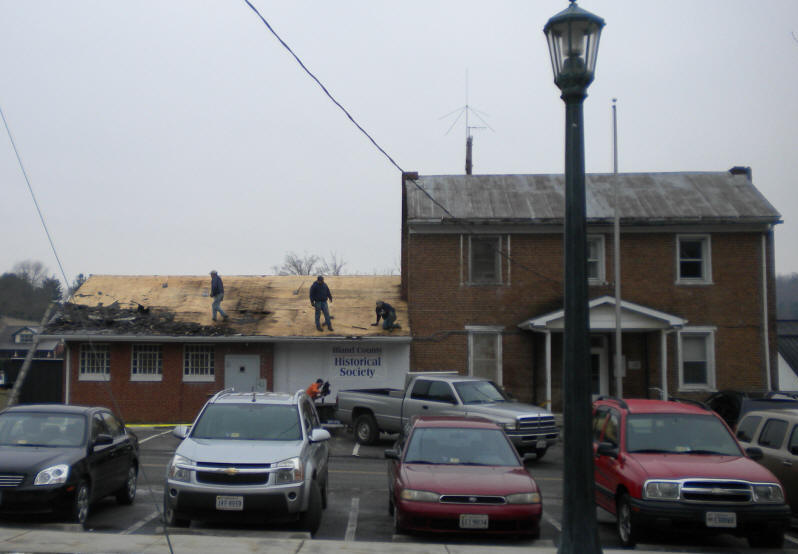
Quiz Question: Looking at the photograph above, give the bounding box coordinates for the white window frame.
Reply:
[676,235,712,284]
[183,344,215,382]
[131,344,163,382]
[466,325,504,385]
[677,327,716,391]
[468,235,503,285]
[587,234,606,285]
[78,343,111,382]
[15,330,34,344]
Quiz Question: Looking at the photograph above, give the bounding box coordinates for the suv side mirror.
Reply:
[384,449,400,460]
[596,441,618,458]
[745,446,764,460]
[172,425,191,439]
[93,433,113,447]
[309,428,331,443]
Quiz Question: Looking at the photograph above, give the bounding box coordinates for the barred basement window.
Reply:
[79,344,110,381]
[131,344,163,382]
[183,345,215,382]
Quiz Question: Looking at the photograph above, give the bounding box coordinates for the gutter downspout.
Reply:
[545,330,552,411]
[761,233,772,390]
[64,343,71,404]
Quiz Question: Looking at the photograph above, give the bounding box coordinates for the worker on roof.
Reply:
[210,270,229,322]
[309,275,333,332]
[372,300,401,331]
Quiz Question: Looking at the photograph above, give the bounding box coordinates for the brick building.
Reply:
[401,168,781,411]
[42,275,410,422]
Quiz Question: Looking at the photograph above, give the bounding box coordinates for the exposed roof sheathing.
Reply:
[405,172,781,224]
[778,320,798,377]
[51,275,408,338]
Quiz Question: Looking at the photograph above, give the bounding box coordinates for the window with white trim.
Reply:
[183,345,215,382]
[678,328,715,391]
[79,343,110,381]
[587,235,605,284]
[469,236,502,284]
[677,235,711,284]
[131,344,163,381]
[467,326,503,384]
[15,331,34,344]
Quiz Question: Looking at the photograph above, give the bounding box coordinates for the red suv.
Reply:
[592,397,789,549]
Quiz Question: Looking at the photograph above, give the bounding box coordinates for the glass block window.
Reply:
[131,344,163,381]
[183,345,215,382]
[79,343,110,381]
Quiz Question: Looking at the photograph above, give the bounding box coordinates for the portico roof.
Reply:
[518,295,687,332]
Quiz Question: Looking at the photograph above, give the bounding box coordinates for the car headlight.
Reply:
[167,454,194,483]
[643,480,680,500]
[34,464,70,485]
[400,489,440,502]
[506,492,541,504]
[753,484,784,504]
[274,457,304,485]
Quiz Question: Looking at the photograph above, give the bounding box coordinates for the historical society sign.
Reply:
[333,345,384,380]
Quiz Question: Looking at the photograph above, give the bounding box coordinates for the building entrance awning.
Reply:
[517,295,687,332]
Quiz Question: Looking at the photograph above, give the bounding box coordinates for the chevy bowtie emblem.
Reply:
[225,468,238,475]
[469,497,477,503]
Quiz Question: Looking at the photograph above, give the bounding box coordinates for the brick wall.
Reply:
[404,228,776,410]
[67,341,274,423]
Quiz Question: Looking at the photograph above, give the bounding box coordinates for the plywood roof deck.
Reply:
[69,275,409,338]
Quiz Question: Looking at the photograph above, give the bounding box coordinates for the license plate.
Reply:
[536,439,547,449]
[215,495,244,511]
[706,511,736,528]
[459,514,489,529]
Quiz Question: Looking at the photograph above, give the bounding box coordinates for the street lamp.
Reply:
[544,2,604,554]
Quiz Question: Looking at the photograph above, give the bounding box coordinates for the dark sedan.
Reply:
[0,404,139,524]
[385,416,542,537]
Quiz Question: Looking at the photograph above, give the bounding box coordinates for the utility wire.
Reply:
[0,104,71,293]
[242,1,561,288]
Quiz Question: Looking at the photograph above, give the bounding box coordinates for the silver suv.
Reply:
[164,390,330,534]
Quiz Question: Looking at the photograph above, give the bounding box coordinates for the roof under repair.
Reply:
[45,275,408,339]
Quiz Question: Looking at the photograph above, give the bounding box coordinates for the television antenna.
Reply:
[439,71,494,174]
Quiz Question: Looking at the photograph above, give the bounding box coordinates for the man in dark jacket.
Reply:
[210,270,228,321]
[372,300,401,330]
[309,275,333,332]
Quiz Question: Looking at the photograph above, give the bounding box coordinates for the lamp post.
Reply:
[544,3,604,553]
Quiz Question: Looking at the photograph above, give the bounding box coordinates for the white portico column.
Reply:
[545,330,552,410]
[660,329,668,399]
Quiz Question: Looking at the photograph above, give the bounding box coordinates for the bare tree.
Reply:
[13,260,49,287]
[273,252,321,275]
[319,252,347,276]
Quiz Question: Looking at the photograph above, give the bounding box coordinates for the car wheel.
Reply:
[298,481,323,536]
[748,531,784,549]
[115,465,138,505]
[616,492,637,548]
[393,504,405,534]
[320,477,328,510]
[388,496,394,516]
[68,480,90,525]
[535,447,547,461]
[354,414,378,445]
[163,492,190,528]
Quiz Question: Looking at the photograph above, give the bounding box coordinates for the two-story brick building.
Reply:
[401,168,781,410]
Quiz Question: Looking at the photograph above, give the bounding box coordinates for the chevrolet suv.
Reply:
[593,397,789,549]
[164,390,330,534]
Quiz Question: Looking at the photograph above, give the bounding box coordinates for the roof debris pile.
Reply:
[46,303,237,336]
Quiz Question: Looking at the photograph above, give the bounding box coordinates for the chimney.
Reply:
[465,136,473,175]
[729,166,752,181]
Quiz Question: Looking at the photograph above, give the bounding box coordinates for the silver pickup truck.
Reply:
[336,374,559,459]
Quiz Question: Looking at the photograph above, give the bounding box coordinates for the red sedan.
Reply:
[385,416,542,537]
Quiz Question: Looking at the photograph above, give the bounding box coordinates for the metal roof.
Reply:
[405,171,781,225]
[778,320,798,378]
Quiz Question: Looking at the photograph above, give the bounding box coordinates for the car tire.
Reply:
[393,505,405,535]
[616,492,637,548]
[354,414,378,445]
[115,465,138,505]
[68,480,90,525]
[321,477,328,510]
[298,481,323,536]
[163,492,190,528]
[747,531,784,549]
[388,497,394,516]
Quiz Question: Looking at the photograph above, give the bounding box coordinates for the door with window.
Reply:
[224,355,262,392]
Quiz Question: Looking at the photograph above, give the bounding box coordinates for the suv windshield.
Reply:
[404,427,519,466]
[454,381,507,404]
[626,413,741,456]
[191,404,301,441]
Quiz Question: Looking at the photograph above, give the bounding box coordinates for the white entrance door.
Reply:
[590,336,609,399]
[224,355,263,392]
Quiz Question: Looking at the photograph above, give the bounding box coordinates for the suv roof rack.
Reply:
[208,388,235,403]
[596,396,629,410]
[668,396,711,411]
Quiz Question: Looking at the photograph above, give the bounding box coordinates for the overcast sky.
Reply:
[2,1,797,288]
